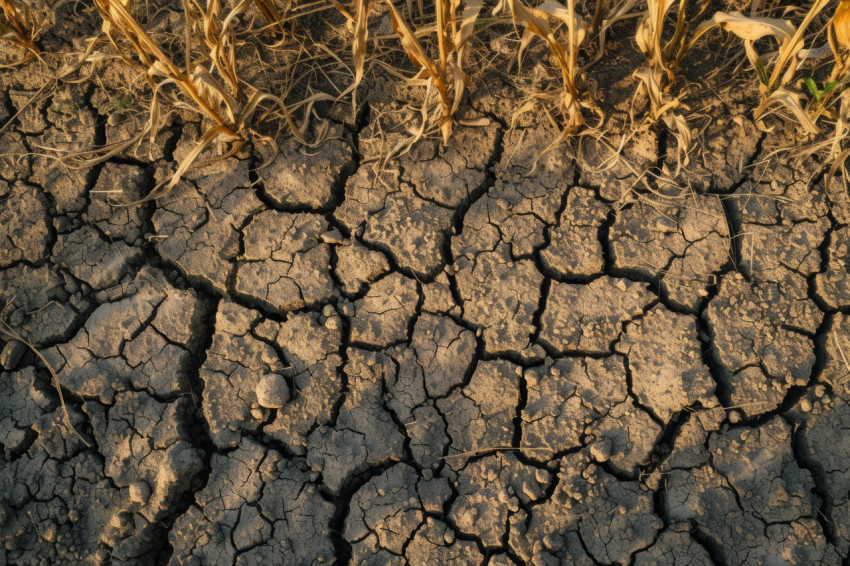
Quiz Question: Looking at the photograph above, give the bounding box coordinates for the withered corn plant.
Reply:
[698,0,831,134]
[383,0,483,144]
[509,0,588,134]
[0,0,39,56]
[71,0,308,202]
[633,0,712,167]
[506,0,640,150]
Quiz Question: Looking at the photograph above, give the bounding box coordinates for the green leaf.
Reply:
[823,81,840,96]
[803,77,818,99]
[755,57,769,86]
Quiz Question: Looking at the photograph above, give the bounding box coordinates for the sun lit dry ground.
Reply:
[2,1,850,565]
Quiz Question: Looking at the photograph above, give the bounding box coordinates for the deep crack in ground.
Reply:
[1,42,849,566]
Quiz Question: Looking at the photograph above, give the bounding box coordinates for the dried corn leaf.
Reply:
[252,0,285,33]
[383,0,440,79]
[510,0,570,83]
[192,65,238,123]
[353,0,370,87]
[761,86,821,134]
[699,4,830,93]
[696,11,795,42]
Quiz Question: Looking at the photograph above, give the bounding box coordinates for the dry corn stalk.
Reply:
[0,0,39,54]
[635,0,706,84]
[510,0,588,133]
[835,0,850,48]
[383,0,483,143]
[828,0,850,87]
[78,0,309,201]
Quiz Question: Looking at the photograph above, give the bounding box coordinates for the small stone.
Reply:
[42,521,57,543]
[589,438,612,463]
[256,373,290,409]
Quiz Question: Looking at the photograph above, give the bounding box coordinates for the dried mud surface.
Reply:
[3,33,850,566]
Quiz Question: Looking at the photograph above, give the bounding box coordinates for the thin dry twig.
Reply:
[834,330,850,382]
[0,301,90,448]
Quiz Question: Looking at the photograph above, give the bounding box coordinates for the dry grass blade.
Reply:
[451,0,483,115]
[0,0,39,55]
[835,330,850,380]
[330,0,371,118]
[353,0,370,89]
[147,125,238,201]
[825,140,850,197]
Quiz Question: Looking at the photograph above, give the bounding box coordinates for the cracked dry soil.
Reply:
[3,49,850,566]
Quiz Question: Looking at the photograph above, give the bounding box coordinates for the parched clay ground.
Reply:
[3,43,850,566]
